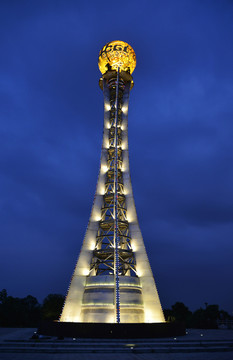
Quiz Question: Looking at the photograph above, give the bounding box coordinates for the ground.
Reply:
[0,328,233,360]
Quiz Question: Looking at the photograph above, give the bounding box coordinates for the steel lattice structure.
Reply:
[90,72,137,280]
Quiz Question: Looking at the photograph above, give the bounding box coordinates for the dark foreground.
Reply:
[38,320,185,338]
[0,327,233,360]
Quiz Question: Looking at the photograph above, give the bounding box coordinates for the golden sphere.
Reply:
[98,40,136,75]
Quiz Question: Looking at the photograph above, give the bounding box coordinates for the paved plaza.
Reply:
[0,327,233,360]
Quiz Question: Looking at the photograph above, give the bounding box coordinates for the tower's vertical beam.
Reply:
[114,68,120,323]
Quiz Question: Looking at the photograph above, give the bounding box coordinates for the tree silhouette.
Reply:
[0,291,41,327]
[41,294,65,321]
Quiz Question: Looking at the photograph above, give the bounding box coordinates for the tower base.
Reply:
[38,321,186,339]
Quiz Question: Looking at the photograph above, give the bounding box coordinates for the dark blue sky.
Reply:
[1,0,233,313]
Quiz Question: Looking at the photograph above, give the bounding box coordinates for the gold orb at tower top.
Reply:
[98,41,136,75]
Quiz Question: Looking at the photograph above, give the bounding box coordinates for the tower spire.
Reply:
[60,41,165,324]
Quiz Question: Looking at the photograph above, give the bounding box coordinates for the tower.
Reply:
[60,41,165,324]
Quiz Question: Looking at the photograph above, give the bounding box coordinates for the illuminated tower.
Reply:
[60,41,165,324]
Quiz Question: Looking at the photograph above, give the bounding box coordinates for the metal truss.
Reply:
[90,74,137,278]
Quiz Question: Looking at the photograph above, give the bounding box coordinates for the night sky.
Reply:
[1,0,233,314]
